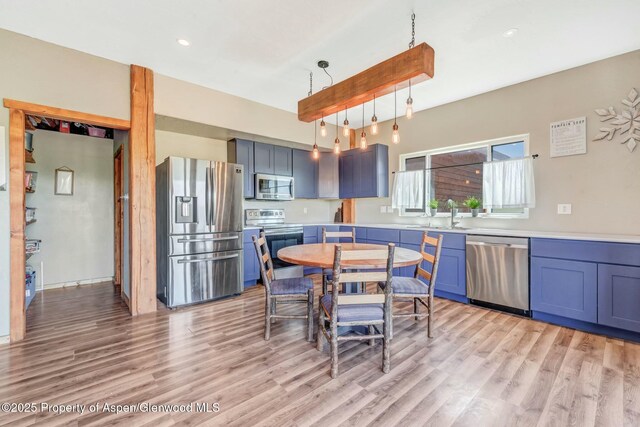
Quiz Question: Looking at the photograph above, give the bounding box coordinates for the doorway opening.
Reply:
[22,116,130,330]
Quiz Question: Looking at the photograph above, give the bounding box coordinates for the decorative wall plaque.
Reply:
[594,88,640,152]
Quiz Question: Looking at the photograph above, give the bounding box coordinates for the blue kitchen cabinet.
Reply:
[227,139,255,199]
[598,264,640,333]
[274,145,293,176]
[433,248,466,298]
[303,226,320,275]
[254,142,293,176]
[292,149,318,199]
[530,257,598,323]
[243,230,260,288]
[253,142,274,174]
[339,144,388,199]
[338,150,357,199]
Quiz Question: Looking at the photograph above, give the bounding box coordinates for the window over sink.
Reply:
[399,134,529,218]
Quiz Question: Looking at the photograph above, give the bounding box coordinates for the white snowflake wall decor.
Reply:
[594,88,640,152]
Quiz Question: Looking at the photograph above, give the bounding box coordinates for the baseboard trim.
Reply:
[43,277,114,290]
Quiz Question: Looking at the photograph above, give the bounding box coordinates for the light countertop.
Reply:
[245,223,640,244]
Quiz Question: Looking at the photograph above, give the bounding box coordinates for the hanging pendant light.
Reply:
[370,94,378,135]
[392,87,400,144]
[360,102,367,149]
[320,116,327,137]
[334,113,341,154]
[342,107,350,137]
[405,80,414,119]
[312,120,319,159]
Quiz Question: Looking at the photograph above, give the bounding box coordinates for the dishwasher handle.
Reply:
[466,241,528,250]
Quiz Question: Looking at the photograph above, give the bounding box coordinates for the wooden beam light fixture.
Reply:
[297,41,434,122]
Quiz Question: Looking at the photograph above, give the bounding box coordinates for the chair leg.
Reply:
[264,295,271,341]
[427,299,433,339]
[322,273,328,295]
[271,300,276,323]
[414,298,419,321]
[382,300,391,373]
[316,307,324,351]
[368,325,375,347]
[307,289,314,342]
[330,319,339,379]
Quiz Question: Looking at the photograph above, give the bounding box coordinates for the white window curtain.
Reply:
[391,170,427,210]
[483,157,536,209]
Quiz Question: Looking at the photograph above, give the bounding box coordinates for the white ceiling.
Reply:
[1,0,640,128]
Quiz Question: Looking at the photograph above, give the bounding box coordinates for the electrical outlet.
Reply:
[380,206,386,213]
[303,207,307,214]
[557,204,572,215]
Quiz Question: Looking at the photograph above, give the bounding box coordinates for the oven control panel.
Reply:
[245,208,285,227]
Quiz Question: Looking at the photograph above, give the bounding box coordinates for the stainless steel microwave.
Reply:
[255,174,295,201]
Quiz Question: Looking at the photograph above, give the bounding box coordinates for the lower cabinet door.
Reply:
[243,246,260,286]
[598,264,640,332]
[530,257,597,322]
[434,248,466,296]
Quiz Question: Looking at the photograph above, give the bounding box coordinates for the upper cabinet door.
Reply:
[292,149,318,199]
[254,143,275,174]
[338,144,389,199]
[318,154,339,198]
[232,139,254,198]
[274,146,293,176]
[339,150,357,199]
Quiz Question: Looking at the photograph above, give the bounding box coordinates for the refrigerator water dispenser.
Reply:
[175,196,197,223]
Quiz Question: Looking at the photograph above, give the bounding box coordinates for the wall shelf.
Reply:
[26,219,36,226]
[25,150,35,164]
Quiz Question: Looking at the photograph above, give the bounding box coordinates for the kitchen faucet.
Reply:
[447,199,458,229]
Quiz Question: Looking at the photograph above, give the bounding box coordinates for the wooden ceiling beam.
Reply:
[298,42,435,122]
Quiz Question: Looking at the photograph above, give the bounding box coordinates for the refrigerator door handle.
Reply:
[177,236,239,243]
[177,253,239,264]
[205,167,211,227]
[210,164,216,228]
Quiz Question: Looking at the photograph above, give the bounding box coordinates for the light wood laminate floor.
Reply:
[1,279,639,426]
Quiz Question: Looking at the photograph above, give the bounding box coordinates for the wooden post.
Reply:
[129,65,157,315]
[9,109,26,342]
[341,129,357,223]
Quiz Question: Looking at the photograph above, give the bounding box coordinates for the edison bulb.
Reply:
[405,98,413,119]
[312,145,319,159]
[343,119,350,137]
[360,132,367,149]
[392,123,400,144]
[320,119,327,137]
[371,115,378,135]
[334,138,341,154]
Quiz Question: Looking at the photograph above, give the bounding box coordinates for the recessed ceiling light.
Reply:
[177,38,190,47]
[502,28,518,38]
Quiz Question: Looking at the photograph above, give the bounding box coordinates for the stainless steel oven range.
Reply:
[245,208,304,278]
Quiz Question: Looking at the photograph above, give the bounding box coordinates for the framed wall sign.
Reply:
[550,117,587,158]
[55,166,74,195]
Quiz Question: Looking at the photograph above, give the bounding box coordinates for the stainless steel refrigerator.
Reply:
[156,157,244,308]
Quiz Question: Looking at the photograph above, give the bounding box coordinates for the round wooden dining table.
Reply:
[278,243,423,270]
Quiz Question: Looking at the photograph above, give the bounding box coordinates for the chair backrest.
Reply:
[322,226,356,243]
[252,231,275,290]
[330,244,395,308]
[416,232,443,296]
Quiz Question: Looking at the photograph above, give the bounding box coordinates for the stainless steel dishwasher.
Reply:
[466,235,530,316]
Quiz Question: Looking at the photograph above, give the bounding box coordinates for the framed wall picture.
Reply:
[55,166,74,195]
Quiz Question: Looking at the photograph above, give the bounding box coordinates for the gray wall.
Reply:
[27,131,114,286]
[355,50,640,236]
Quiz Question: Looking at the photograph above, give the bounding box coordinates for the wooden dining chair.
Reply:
[317,244,394,378]
[321,226,356,294]
[252,232,314,342]
[378,232,443,338]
